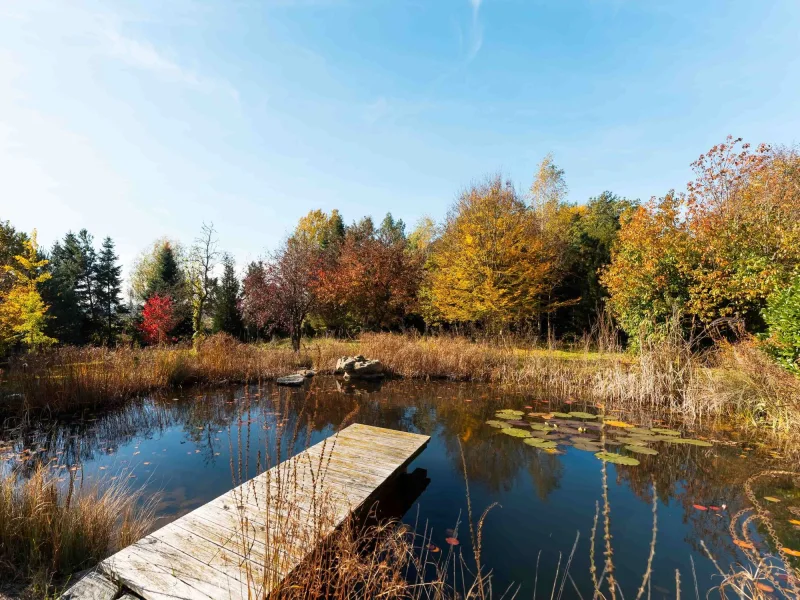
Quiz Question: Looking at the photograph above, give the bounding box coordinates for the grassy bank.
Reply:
[0,466,154,597]
[2,332,799,451]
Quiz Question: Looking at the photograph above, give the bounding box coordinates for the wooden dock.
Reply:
[61,423,430,600]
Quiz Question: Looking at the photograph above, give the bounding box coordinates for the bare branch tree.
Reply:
[189,222,220,341]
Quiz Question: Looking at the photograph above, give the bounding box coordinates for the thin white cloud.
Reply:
[467,0,484,61]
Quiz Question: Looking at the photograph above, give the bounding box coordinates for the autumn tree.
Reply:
[555,192,638,335]
[424,176,552,330]
[212,253,243,338]
[0,220,28,296]
[241,261,272,340]
[601,193,697,340]
[139,294,177,345]
[315,213,422,331]
[244,240,319,351]
[292,209,346,250]
[0,231,56,352]
[188,223,219,340]
[684,138,800,327]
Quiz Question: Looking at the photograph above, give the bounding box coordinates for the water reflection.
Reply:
[1,377,795,598]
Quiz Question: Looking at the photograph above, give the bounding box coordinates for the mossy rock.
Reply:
[650,428,681,436]
[625,445,659,456]
[524,438,558,450]
[595,451,640,466]
[485,420,507,428]
[663,437,713,447]
[567,411,598,420]
[500,427,532,438]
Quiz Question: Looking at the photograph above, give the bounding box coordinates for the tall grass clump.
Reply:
[0,466,154,593]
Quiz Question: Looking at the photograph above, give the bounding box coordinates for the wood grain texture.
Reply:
[58,571,118,600]
[93,423,429,600]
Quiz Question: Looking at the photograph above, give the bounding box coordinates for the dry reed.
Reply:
[0,465,155,595]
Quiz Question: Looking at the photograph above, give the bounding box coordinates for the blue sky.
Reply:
[2,0,799,278]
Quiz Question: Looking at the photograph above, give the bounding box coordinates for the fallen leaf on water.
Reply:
[445,537,459,546]
[784,548,800,557]
[734,540,754,550]
[427,544,440,553]
[756,583,774,593]
[143,462,150,465]
[603,420,633,428]
[133,452,140,456]
[693,504,708,511]
[709,506,721,511]
[763,496,781,503]
[789,519,800,526]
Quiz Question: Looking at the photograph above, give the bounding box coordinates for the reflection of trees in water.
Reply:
[302,378,563,498]
[6,374,774,560]
[616,439,777,565]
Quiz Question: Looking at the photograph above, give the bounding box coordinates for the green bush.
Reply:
[762,273,800,373]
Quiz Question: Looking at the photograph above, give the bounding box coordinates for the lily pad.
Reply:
[496,409,524,416]
[494,413,520,420]
[650,428,681,436]
[572,440,603,452]
[530,423,552,432]
[524,438,558,449]
[550,412,572,418]
[500,428,532,438]
[628,427,655,435]
[663,437,713,447]
[625,445,659,456]
[506,420,529,427]
[595,451,640,466]
[485,420,507,428]
[603,439,623,446]
[567,412,598,420]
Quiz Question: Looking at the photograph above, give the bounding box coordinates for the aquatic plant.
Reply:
[523,438,558,449]
[594,451,640,466]
[662,437,713,447]
[624,445,658,455]
[484,419,507,428]
[500,427,532,438]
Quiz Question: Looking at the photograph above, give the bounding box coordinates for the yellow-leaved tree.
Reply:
[423,176,552,330]
[0,230,56,352]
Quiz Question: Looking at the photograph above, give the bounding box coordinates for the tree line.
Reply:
[1,137,798,369]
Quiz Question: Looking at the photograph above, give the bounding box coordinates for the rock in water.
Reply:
[276,374,306,386]
[335,355,385,379]
[297,369,316,378]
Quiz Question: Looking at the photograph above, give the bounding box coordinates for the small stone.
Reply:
[276,374,306,386]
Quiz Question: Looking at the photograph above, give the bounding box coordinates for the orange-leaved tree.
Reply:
[600,193,697,341]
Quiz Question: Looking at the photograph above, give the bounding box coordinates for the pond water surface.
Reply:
[2,377,799,598]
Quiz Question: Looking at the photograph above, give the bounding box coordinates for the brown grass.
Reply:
[2,332,799,453]
[0,465,155,595]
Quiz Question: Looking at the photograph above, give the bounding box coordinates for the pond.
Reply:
[2,376,799,598]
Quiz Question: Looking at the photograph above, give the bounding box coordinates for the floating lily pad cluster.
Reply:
[486,408,714,466]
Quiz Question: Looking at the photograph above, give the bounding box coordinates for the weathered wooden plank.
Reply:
[59,570,118,600]
[96,424,429,600]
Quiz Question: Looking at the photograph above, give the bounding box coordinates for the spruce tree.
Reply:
[42,233,84,344]
[145,242,182,299]
[95,237,124,345]
[212,254,243,337]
